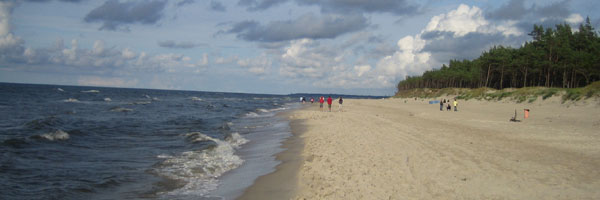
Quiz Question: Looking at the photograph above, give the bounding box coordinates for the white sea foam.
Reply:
[81,90,100,93]
[63,98,79,102]
[190,97,203,101]
[104,97,112,102]
[257,108,269,113]
[39,130,70,141]
[155,132,247,198]
[245,112,260,118]
[226,132,249,148]
[57,88,64,92]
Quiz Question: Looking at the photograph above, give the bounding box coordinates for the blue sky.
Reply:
[0,0,598,95]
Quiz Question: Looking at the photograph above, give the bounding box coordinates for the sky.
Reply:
[0,0,598,95]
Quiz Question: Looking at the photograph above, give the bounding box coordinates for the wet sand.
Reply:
[240,97,600,199]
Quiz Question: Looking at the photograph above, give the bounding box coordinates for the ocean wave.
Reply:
[225,132,248,148]
[257,107,287,113]
[57,88,64,92]
[25,116,63,130]
[104,97,112,102]
[244,112,260,118]
[110,107,133,112]
[81,90,100,93]
[34,130,70,141]
[152,132,247,197]
[130,101,151,105]
[190,97,203,101]
[2,138,28,148]
[63,98,79,102]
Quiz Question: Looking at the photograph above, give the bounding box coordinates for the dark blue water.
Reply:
[0,83,298,200]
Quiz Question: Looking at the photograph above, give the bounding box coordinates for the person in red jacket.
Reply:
[319,96,325,112]
[327,96,333,112]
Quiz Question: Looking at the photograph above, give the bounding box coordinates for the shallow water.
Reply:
[0,83,297,200]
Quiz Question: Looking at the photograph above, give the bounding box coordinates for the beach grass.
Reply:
[394,81,600,103]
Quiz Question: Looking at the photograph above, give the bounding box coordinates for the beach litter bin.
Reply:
[524,109,530,119]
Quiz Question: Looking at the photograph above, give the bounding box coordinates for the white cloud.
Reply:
[565,13,584,24]
[424,4,521,37]
[0,1,24,60]
[373,4,528,87]
[237,54,272,75]
[214,55,238,64]
[375,35,432,87]
[279,39,336,79]
[354,65,371,77]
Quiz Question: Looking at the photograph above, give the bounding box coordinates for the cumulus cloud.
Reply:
[2,37,207,75]
[84,0,167,31]
[227,13,368,42]
[371,4,531,87]
[276,36,390,89]
[237,54,272,75]
[0,1,25,62]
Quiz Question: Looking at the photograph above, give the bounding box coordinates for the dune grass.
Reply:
[394,81,600,103]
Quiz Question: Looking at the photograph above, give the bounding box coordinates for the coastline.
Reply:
[237,107,306,200]
[240,97,600,199]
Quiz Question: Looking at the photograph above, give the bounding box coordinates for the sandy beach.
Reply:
[240,97,600,199]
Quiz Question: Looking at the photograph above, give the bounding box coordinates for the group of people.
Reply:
[300,96,343,112]
[440,99,458,111]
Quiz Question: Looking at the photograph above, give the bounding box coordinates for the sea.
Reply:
[0,83,301,200]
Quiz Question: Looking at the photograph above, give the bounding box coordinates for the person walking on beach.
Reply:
[319,96,325,111]
[327,96,333,112]
[453,99,458,111]
[338,97,343,112]
[310,97,314,104]
[446,103,451,111]
[439,100,443,111]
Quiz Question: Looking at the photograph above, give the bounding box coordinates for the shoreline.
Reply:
[237,107,306,200]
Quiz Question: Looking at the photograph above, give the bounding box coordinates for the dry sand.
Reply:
[240,97,600,200]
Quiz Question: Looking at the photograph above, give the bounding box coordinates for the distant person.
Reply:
[439,100,443,111]
[302,97,306,104]
[310,97,314,104]
[327,96,333,112]
[446,103,451,111]
[338,97,343,111]
[319,96,325,111]
[299,97,303,103]
[453,99,458,111]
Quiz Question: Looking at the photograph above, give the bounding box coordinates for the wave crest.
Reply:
[38,130,70,141]
[152,132,247,197]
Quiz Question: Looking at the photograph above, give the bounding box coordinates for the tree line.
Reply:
[397,18,600,91]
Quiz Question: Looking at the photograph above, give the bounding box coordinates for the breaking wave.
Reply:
[34,130,70,141]
[63,98,79,102]
[152,132,248,198]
